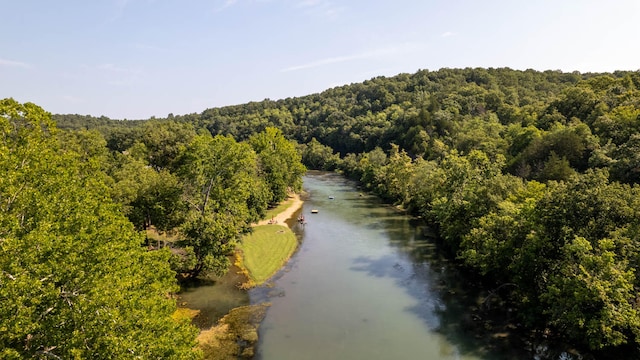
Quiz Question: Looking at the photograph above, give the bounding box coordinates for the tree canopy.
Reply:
[26,66,640,355]
[0,99,199,359]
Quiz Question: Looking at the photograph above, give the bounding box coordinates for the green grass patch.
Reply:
[264,198,293,220]
[238,225,297,285]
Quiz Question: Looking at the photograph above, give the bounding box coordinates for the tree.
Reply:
[374,144,413,204]
[537,151,576,182]
[460,179,545,282]
[177,133,269,277]
[299,137,341,170]
[0,99,199,359]
[110,153,185,234]
[139,120,197,171]
[542,236,640,349]
[249,127,306,204]
[430,150,517,254]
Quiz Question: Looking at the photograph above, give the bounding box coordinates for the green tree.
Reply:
[249,127,306,204]
[177,133,268,277]
[139,120,197,171]
[542,237,640,349]
[299,137,341,170]
[537,151,576,182]
[430,150,517,254]
[374,144,413,204]
[0,99,199,359]
[111,153,185,234]
[460,179,545,282]
[511,170,640,332]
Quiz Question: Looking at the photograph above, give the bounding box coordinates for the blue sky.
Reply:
[1,0,639,119]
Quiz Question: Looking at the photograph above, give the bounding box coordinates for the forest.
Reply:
[0,99,304,358]
[4,67,640,358]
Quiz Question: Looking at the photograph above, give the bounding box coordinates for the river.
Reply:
[252,172,520,360]
[181,171,583,359]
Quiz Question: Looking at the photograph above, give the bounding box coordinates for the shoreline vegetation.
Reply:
[187,192,304,359]
[243,192,304,287]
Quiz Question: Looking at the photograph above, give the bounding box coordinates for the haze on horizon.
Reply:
[1,0,639,119]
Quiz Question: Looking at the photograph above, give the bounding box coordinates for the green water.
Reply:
[180,171,581,359]
[252,172,501,360]
[250,172,579,360]
[178,264,250,329]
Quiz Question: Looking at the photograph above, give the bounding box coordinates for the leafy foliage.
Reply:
[0,99,199,359]
[39,67,640,353]
[249,127,306,204]
[176,133,269,277]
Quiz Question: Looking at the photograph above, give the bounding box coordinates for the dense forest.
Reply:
[0,99,304,358]
[6,67,640,357]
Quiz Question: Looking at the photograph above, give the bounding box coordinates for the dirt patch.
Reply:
[256,193,304,228]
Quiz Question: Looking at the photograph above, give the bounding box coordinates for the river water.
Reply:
[252,172,509,360]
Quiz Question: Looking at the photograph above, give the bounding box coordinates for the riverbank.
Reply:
[185,192,304,359]
[238,192,305,287]
[255,193,304,227]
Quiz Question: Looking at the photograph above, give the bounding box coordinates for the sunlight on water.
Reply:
[252,173,497,360]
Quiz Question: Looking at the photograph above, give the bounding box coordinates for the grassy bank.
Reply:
[181,195,302,359]
[237,225,297,286]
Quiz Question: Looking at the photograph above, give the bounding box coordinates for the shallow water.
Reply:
[180,172,583,360]
[177,264,250,329]
[252,172,501,360]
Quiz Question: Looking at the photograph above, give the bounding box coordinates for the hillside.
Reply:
[52,67,640,355]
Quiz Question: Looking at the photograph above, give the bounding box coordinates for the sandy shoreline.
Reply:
[255,193,304,228]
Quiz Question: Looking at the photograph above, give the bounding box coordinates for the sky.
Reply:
[1,0,639,119]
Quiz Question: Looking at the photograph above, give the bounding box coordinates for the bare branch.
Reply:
[35,347,61,360]
[3,271,16,281]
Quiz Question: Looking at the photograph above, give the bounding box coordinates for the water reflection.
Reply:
[253,172,585,360]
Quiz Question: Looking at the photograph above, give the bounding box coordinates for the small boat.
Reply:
[297,214,305,223]
[311,209,319,214]
[328,196,334,199]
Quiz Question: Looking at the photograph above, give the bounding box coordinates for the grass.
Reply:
[237,225,297,285]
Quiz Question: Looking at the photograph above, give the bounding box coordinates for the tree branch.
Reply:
[35,347,61,360]
[482,283,517,309]
[202,176,215,216]
[3,271,16,280]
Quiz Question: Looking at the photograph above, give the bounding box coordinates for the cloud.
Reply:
[213,0,238,13]
[295,0,344,18]
[441,31,455,38]
[281,44,423,72]
[0,58,31,69]
[281,54,370,72]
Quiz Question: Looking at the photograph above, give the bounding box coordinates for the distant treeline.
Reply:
[53,67,640,356]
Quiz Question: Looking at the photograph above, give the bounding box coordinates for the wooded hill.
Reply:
[52,67,640,356]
